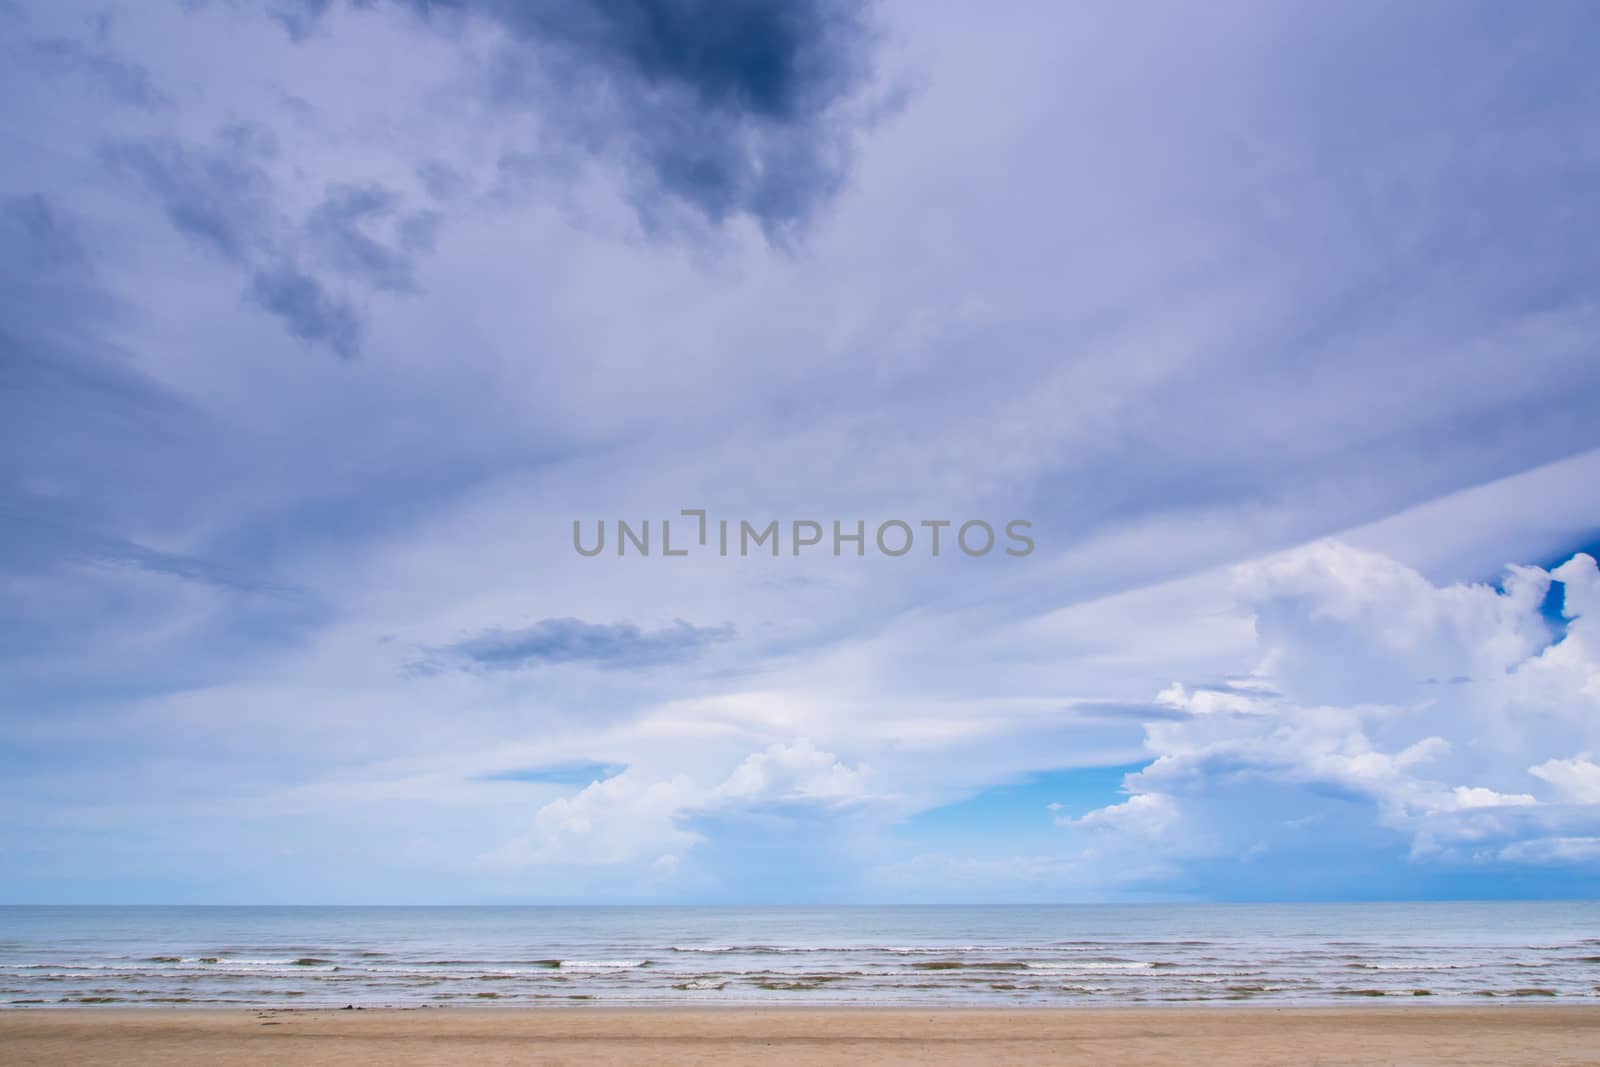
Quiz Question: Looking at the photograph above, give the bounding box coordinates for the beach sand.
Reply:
[3,1006,1598,1066]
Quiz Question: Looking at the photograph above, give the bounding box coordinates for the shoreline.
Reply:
[5,1006,1599,1066]
[6,997,1599,1011]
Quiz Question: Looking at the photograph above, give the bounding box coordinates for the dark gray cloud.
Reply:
[104,0,880,357]
[398,209,444,253]
[483,0,876,238]
[305,183,422,294]
[267,0,336,41]
[103,127,439,357]
[416,161,470,202]
[0,193,103,319]
[247,266,364,358]
[275,0,880,239]
[31,35,172,111]
[416,617,734,673]
[103,124,283,264]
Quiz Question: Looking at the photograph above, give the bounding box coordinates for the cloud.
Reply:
[103,127,441,356]
[1553,553,1600,624]
[419,616,734,672]
[489,0,878,236]
[1067,542,1600,890]
[103,125,283,264]
[1232,540,1558,707]
[245,267,363,357]
[1498,836,1600,865]
[710,738,870,808]
[304,183,426,294]
[31,34,171,111]
[0,194,290,631]
[8,1,1600,904]
[494,767,702,868]
[479,760,626,785]
[267,0,336,42]
[1067,700,1195,723]
[489,738,868,885]
[265,0,883,238]
[1067,791,1180,837]
[1450,786,1536,810]
[1530,755,1600,804]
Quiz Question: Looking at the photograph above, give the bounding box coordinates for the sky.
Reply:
[2,0,1600,904]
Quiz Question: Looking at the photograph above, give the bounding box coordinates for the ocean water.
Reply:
[2,903,1598,1008]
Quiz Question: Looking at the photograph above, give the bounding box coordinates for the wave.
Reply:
[9,905,1600,1008]
[667,944,984,955]
[1346,962,1479,971]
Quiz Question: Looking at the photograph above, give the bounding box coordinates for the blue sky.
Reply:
[3,0,1600,904]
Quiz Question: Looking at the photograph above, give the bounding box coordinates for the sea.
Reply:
[2,903,1598,1008]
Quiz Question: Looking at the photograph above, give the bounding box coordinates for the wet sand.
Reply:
[3,1006,1599,1066]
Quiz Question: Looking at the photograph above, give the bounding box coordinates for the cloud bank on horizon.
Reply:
[3,0,1600,903]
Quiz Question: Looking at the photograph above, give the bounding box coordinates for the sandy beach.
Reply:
[3,1007,1598,1066]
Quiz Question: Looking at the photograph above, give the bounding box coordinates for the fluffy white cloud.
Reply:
[1529,755,1600,804]
[1066,792,1180,836]
[489,770,701,870]
[490,738,870,878]
[1498,836,1600,865]
[712,738,871,806]
[1074,543,1600,880]
[1449,786,1536,810]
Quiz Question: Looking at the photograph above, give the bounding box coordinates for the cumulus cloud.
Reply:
[1233,540,1558,707]
[1449,786,1536,810]
[493,768,701,868]
[1067,791,1180,837]
[1498,836,1600,865]
[1070,543,1600,888]
[491,737,868,882]
[1530,755,1600,804]
[1553,553,1600,628]
[711,737,870,808]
